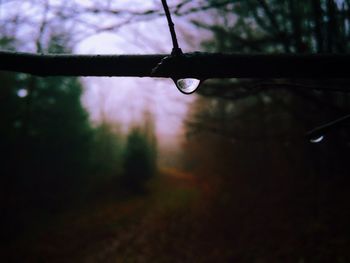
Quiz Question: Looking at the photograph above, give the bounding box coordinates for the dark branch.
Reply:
[1,51,350,79]
[161,0,181,54]
[306,114,350,140]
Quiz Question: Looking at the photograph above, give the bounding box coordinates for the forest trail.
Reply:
[12,167,202,263]
[8,163,350,262]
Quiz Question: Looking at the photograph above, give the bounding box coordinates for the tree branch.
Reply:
[161,0,181,54]
[1,51,350,80]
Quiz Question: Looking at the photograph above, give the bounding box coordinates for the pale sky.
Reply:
[1,0,212,147]
[74,1,210,147]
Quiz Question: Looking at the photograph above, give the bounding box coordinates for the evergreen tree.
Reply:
[122,127,156,194]
[0,33,93,240]
[200,0,350,53]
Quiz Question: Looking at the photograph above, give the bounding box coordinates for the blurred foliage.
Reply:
[122,127,157,194]
[199,0,350,53]
[0,33,158,247]
[183,1,350,261]
[90,123,122,181]
[0,36,92,222]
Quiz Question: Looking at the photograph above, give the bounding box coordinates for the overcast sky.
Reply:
[74,1,210,147]
[1,0,212,147]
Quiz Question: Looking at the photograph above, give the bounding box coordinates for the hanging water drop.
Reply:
[309,135,324,143]
[175,78,200,94]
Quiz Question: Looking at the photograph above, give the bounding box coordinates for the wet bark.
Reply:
[1,51,350,80]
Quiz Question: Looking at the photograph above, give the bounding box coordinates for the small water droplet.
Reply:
[175,78,200,94]
[17,88,28,98]
[310,135,324,143]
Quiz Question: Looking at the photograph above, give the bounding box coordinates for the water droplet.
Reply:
[175,78,200,94]
[17,88,28,98]
[310,135,324,143]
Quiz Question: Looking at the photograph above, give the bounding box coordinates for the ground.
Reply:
[4,163,350,263]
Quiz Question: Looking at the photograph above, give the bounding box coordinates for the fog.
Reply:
[2,1,350,262]
[76,1,209,149]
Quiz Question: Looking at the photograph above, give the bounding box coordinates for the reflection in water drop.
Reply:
[17,88,28,98]
[175,78,200,94]
[310,135,324,143]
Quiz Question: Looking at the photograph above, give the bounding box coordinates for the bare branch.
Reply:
[1,51,350,81]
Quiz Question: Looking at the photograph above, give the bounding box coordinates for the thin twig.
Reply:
[161,0,182,55]
[306,114,350,139]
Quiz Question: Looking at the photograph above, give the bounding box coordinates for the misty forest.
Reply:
[1,0,350,262]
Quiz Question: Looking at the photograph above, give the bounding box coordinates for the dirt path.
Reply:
[10,167,202,262]
[83,167,202,262]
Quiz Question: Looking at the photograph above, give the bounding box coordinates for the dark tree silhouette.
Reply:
[122,127,157,194]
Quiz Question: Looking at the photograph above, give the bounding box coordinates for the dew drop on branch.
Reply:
[309,135,324,144]
[175,78,200,94]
